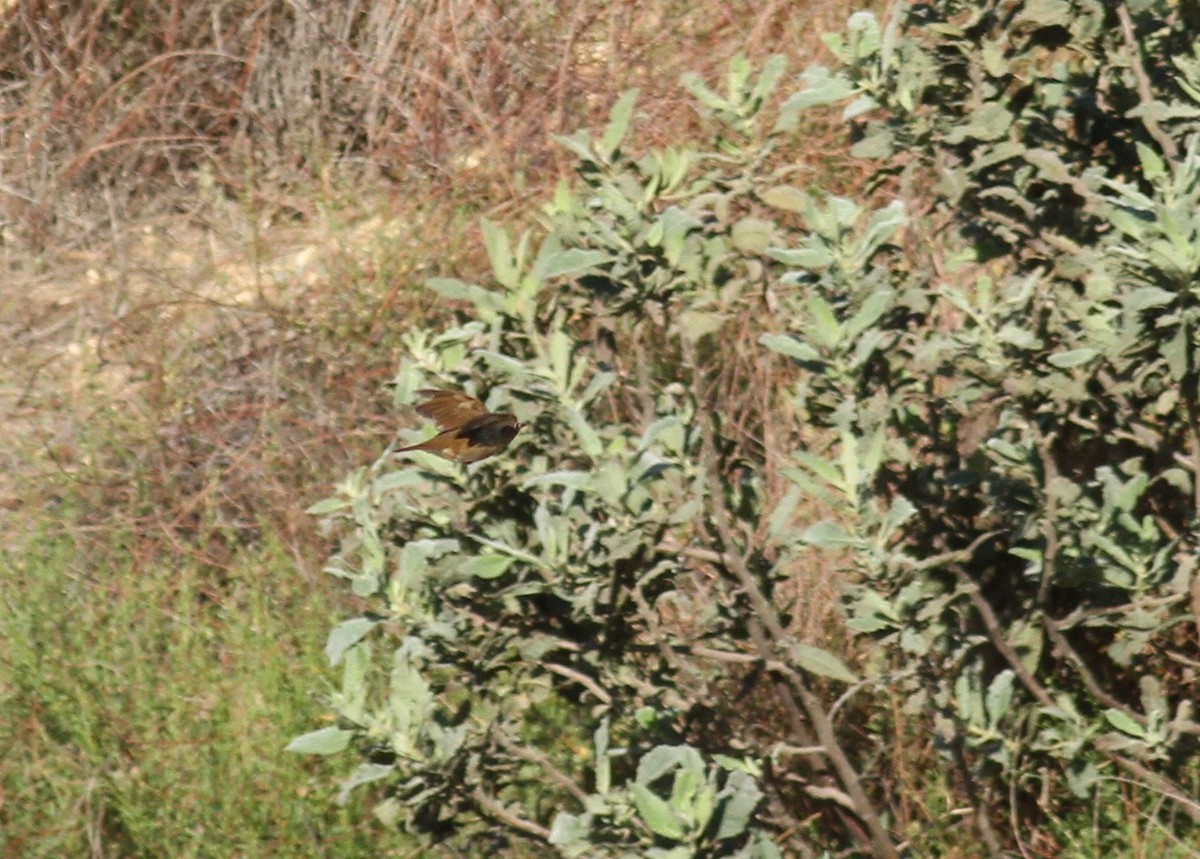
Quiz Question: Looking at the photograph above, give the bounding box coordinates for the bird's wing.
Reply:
[413,389,489,430]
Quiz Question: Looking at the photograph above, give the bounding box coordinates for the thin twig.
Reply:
[472,786,552,840]
[495,732,591,804]
[1042,615,1146,726]
[544,662,613,706]
[1034,427,1059,611]
[1116,4,1179,163]
[951,564,1056,711]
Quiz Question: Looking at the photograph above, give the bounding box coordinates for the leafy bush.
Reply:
[790,2,1200,852]
[296,3,1200,856]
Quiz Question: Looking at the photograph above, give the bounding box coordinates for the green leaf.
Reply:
[1016,0,1074,27]
[678,309,727,342]
[1163,325,1188,379]
[476,349,534,378]
[425,276,499,311]
[306,496,347,515]
[630,783,687,840]
[671,754,705,808]
[761,185,807,213]
[325,617,379,666]
[1103,708,1146,738]
[715,769,763,840]
[637,745,704,784]
[600,89,639,162]
[566,406,604,457]
[778,65,855,116]
[846,590,899,633]
[956,671,985,727]
[1137,143,1166,184]
[800,520,857,548]
[713,755,760,775]
[372,469,425,495]
[997,324,1041,350]
[578,369,617,406]
[945,102,1012,142]
[860,201,906,254]
[731,217,774,254]
[639,415,685,451]
[691,782,717,836]
[548,811,590,847]
[768,244,834,268]
[338,640,370,722]
[985,670,1015,725]
[760,333,821,362]
[1047,348,1099,369]
[533,248,612,281]
[523,470,595,491]
[807,295,842,348]
[788,642,857,683]
[459,554,515,580]
[791,451,843,488]
[285,726,353,755]
[682,71,732,113]
[750,53,788,105]
[844,288,894,341]
[594,720,612,795]
[1023,147,1076,183]
[390,645,434,747]
[372,795,403,827]
[899,627,929,657]
[481,219,519,289]
[469,533,554,571]
[881,495,916,533]
[552,131,597,163]
[656,205,701,266]
[339,763,396,806]
[850,128,892,159]
[549,327,571,386]
[1008,619,1045,674]
[766,485,803,538]
[1066,761,1101,799]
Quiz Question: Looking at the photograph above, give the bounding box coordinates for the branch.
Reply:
[684,337,900,859]
[1042,615,1146,726]
[472,787,552,840]
[495,732,591,804]
[1116,3,1179,163]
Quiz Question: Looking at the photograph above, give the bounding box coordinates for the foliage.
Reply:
[298,2,1200,856]
[787,0,1200,851]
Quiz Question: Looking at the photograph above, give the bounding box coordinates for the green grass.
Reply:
[0,519,406,858]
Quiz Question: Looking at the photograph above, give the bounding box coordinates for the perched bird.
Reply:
[397,389,522,464]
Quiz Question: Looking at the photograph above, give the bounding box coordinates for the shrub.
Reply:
[296,4,1200,856]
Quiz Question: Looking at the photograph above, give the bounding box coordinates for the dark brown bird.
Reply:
[397,389,522,464]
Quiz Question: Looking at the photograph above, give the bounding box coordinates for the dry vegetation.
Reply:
[1,0,854,563]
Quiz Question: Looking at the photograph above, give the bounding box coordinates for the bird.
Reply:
[396,389,522,464]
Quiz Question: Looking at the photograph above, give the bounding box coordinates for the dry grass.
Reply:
[2,0,861,569]
[0,0,849,254]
